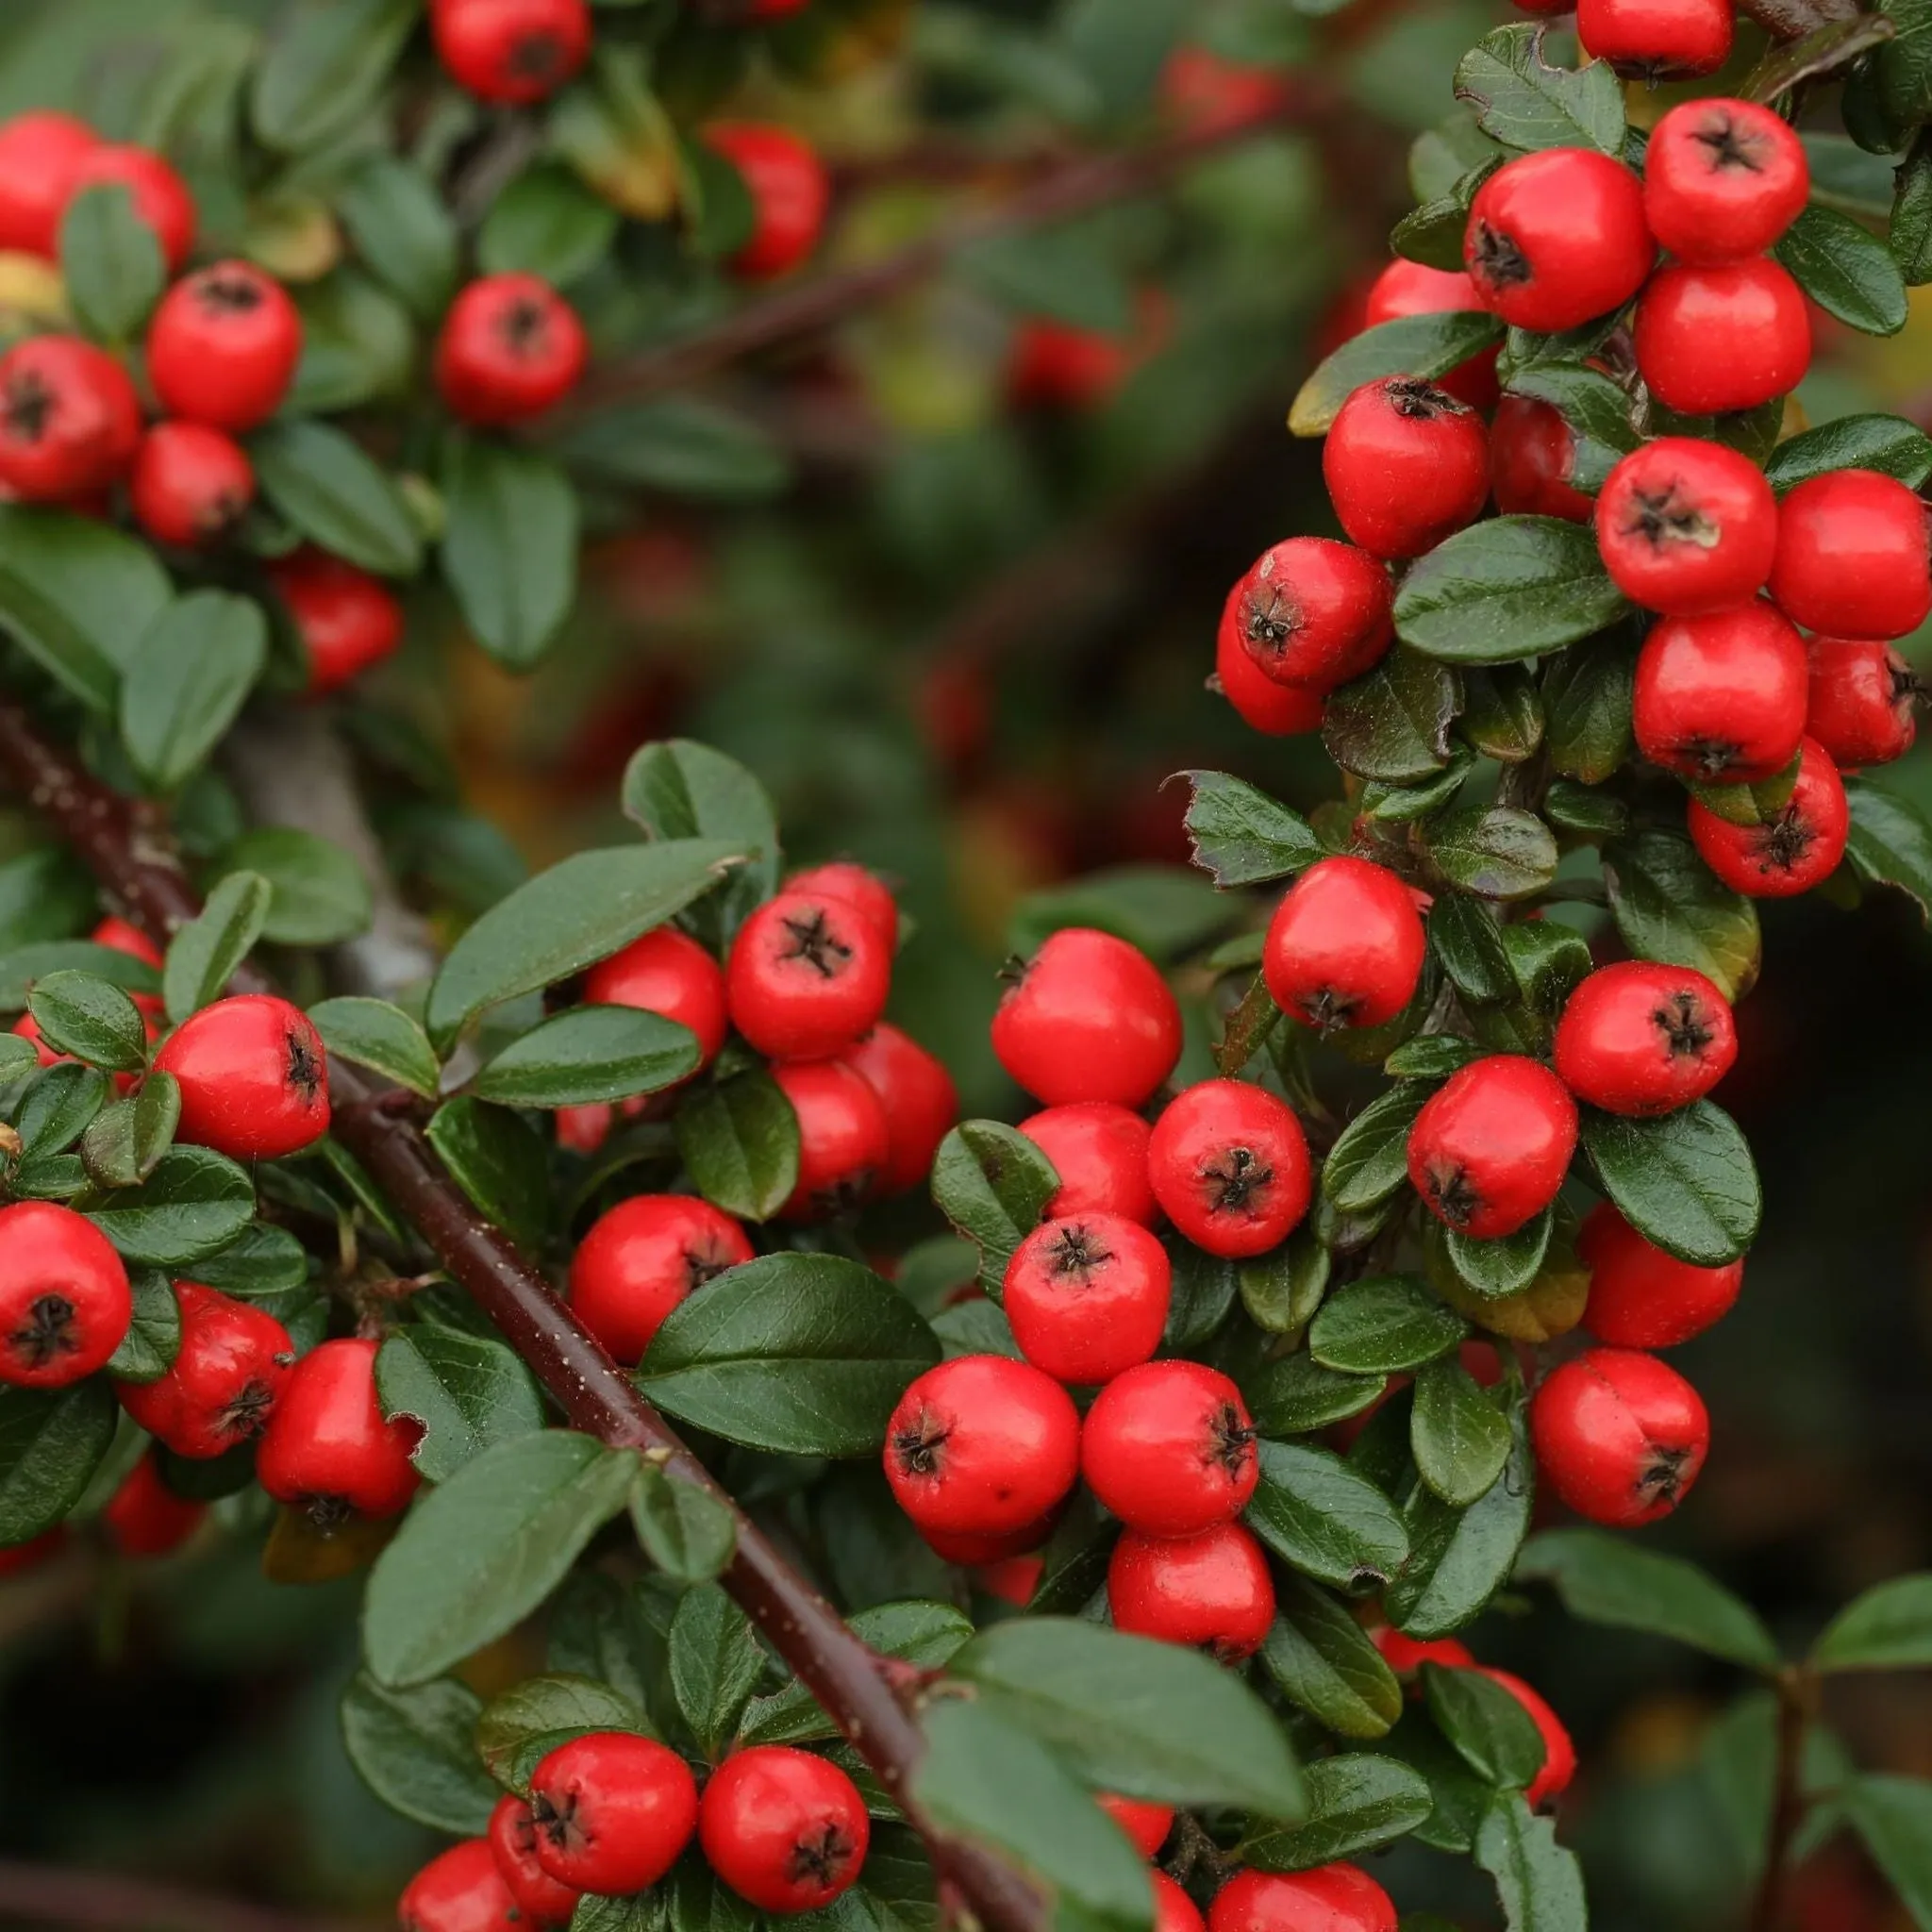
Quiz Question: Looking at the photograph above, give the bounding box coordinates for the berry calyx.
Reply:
[153,993,330,1161]
[1577,0,1732,78]
[0,336,142,503]
[0,1202,132,1390]
[1207,1865,1396,1932]
[1806,635,1920,768]
[1407,1056,1577,1240]
[131,424,255,548]
[1212,593,1326,736]
[1473,1667,1575,1807]
[435,274,588,425]
[1632,259,1810,416]
[488,1791,582,1928]
[1146,1079,1310,1257]
[569,1194,755,1365]
[1082,1359,1259,1538]
[1632,601,1807,784]
[430,0,592,104]
[706,125,831,281]
[584,925,728,1070]
[1687,735,1848,898]
[1020,1102,1159,1225]
[1099,1794,1174,1858]
[839,1023,958,1196]
[1107,1522,1275,1662]
[1554,962,1737,1118]
[1579,1200,1743,1348]
[102,1454,205,1558]
[1490,394,1593,524]
[699,1746,871,1913]
[1003,1211,1172,1386]
[527,1732,700,1896]
[255,1337,422,1527]
[1643,99,1808,265]
[728,889,892,1060]
[992,927,1181,1109]
[399,1838,522,1932]
[1264,855,1425,1032]
[270,550,406,695]
[0,113,99,258]
[1221,538,1393,692]
[1361,258,1499,409]
[1323,376,1489,560]
[146,262,303,433]
[1770,469,1932,641]
[1595,438,1777,617]
[1531,1345,1709,1526]
[67,144,196,270]
[770,1058,891,1221]
[116,1281,295,1457]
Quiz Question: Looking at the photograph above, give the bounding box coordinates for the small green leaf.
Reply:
[471,1007,699,1108]
[741,1602,973,1748]
[674,1069,801,1224]
[1763,413,1932,490]
[214,828,373,946]
[628,1462,737,1585]
[252,419,424,577]
[441,439,579,671]
[670,1582,764,1758]
[83,1145,257,1267]
[1412,1359,1512,1507]
[1179,772,1322,887]
[1474,1791,1588,1929]
[340,1672,498,1834]
[308,997,441,1099]
[1237,1233,1329,1337]
[1843,1774,1932,1923]
[1260,1574,1405,1740]
[1386,1038,1481,1080]
[1743,11,1895,100]
[16,1062,108,1158]
[0,1379,116,1544]
[479,163,619,287]
[1385,1406,1533,1638]
[1776,203,1908,335]
[1310,1275,1466,1375]
[337,156,458,321]
[163,872,272,1024]
[1323,649,1461,783]
[60,183,164,342]
[1844,776,1932,924]
[1442,1212,1554,1302]
[1541,629,1636,784]
[1395,518,1629,664]
[476,1674,650,1792]
[930,1121,1058,1297]
[101,1268,182,1383]
[375,1322,547,1484]
[27,971,147,1073]
[1424,1662,1546,1790]
[1458,665,1547,764]
[1323,1086,1427,1215]
[1454,23,1626,154]
[1290,313,1505,436]
[190,1223,310,1296]
[621,740,780,946]
[121,591,268,792]
[1424,807,1558,901]
[1429,896,1515,1007]
[1245,1355,1391,1437]
[1247,1441,1410,1591]
[1604,828,1761,1001]
[250,0,417,152]
[1240,1755,1434,1872]
[425,1099,552,1256]
[1580,1102,1759,1266]
[1814,1573,1932,1673]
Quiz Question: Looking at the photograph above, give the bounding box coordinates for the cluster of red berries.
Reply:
[400,1737,868,1930]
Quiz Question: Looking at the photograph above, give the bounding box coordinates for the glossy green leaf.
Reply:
[425,1099,551,1256]
[1814,1573,1932,1672]
[121,591,268,792]
[101,1267,182,1384]
[1385,1407,1533,1637]
[163,872,272,1024]
[1246,1354,1391,1436]
[1290,313,1504,436]
[27,971,147,1073]
[0,1379,116,1544]
[16,1062,108,1157]
[60,183,164,343]
[1744,11,1896,100]
[1310,1274,1465,1374]
[930,1120,1058,1297]
[1453,24,1625,153]
[471,1007,700,1108]
[1424,1662,1546,1789]
[742,1602,974,1747]
[1775,204,1909,335]
[1581,1102,1759,1266]
[1260,1574,1405,1740]
[1442,1211,1553,1301]
[621,740,781,945]
[214,828,372,946]
[84,1145,257,1267]
[1239,1755,1434,1871]
[1322,1086,1427,1215]
[670,1583,764,1758]
[190,1223,310,1297]
[675,1069,800,1224]
[0,849,94,952]
[1179,772,1321,887]
[1237,1234,1329,1337]
[340,1672,498,1834]
[1764,413,1932,490]
[628,1463,737,1585]
[308,997,441,1099]
[1424,807,1558,901]
[1541,629,1636,784]
[1844,776,1932,924]
[1323,649,1461,783]
[1474,1792,1588,1930]
[1412,1358,1513,1507]
[375,1323,547,1484]
[1247,1441,1409,1591]
[252,419,423,576]
[476,1673,651,1792]
[442,440,578,671]
[1604,830,1760,1002]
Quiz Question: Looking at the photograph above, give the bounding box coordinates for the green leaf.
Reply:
[741,1602,974,1747]
[84,1145,257,1267]
[675,1069,801,1224]
[1260,1574,1405,1740]
[1008,866,1233,963]
[1247,1441,1409,1591]
[425,1099,551,1256]
[1290,313,1505,436]
[1391,190,1480,274]
[1775,204,1908,335]
[190,1223,310,1296]
[16,1062,108,1158]
[1454,24,1625,154]
[214,828,372,947]
[0,1379,116,1544]
[1744,11,1896,99]
[102,1267,182,1383]
[1458,666,1547,764]
[1894,130,1932,285]
[1237,1233,1330,1337]
[251,0,418,152]
[479,163,620,287]
[476,1674,650,1792]
[364,1431,639,1687]
[441,440,579,671]
[1385,1407,1533,1637]
[1424,1662,1546,1789]
[959,227,1135,336]
[622,740,781,946]
[1178,772,1321,888]
[120,591,267,793]
[0,849,93,953]
[340,1672,498,1835]
[1764,413,1932,490]
[375,1323,547,1485]
[570,1896,665,1932]
[251,420,424,577]
[558,398,791,503]
[1845,1774,1932,1923]
[1503,362,1639,473]
[1474,1792,1588,1930]
[27,971,147,1074]
[639,1254,941,1457]
[1310,1274,1465,1374]
[1240,1755,1434,1871]
[1429,896,1515,1006]
[163,872,271,1024]
[1394,517,1628,664]
[1541,629,1636,784]
[1412,1359,1512,1507]
[338,156,458,321]
[1323,1086,1427,1215]
[1323,650,1461,783]
[1814,1573,1932,1672]
[1442,1212,1554,1302]
[60,183,164,342]
[1580,1102,1759,1266]
[471,1007,699,1108]
[1386,1038,1481,1080]
[930,1121,1058,1297]
[628,1463,737,1585]
[670,1583,763,1758]
[1844,776,1932,924]
[1603,830,1759,1002]
[308,997,441,1099]
[1245,1355,1391,1437]
[1424,807,1557,901]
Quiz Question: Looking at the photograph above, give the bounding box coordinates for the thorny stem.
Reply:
[1748,1666,1816,1932]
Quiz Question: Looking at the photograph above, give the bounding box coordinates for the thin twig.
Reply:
[1748,1665,1815,1932]
[0,1860,383,1932]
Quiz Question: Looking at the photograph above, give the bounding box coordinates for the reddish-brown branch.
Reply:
[0,1859,383,1932]
[0,695,1041,1932]
[1747,1666,1817,1932]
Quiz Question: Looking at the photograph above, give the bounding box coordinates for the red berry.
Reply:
[1490,395,1593,524]
[1107,1523,1275,1662]
[1213,594,1326,736]
[0,112,98,258]
[1264,855,1425,1032]
[569,1195,755,1365]
[430,0,592,104]
[1020,1103,1158,1225]
[707,125,830,281]
[1771,469,1932,641]
[975,1551,1045,1605]
[146,262,302,432]
[1207,1865,1396,1932]
[884,1355,1080,1540]
[1688,734,1848,897]
[256,1337,422,1524]
[528,1732,699,1896]
[992,928,1181,1108]
[1474,1666,1576,1807]
[786,862,898,953]
[1579,1200,1743,1348]
[1807,635,1920,768]
[699,1746,870,1912]
[1083,1359,1259,1538]
[1578,0,1731,77]
[1146,1079,1310,1258]
[0,336,141,503]
[920,1511,1061,1568]
[117,1281,294,1458]
[770,1059,891,1220]
[839,1023,958,1195]
[1006,294,1170,411]
[67,144,195,270]
[1159,48,1291,141]
[130,423,254,548]
[399,1838,522,1932]
[488,1792,581,1928]
[1407,1056,1577,1240]
[1464,148,1652,333]
[1361,258,1499,409]
[1003,1212,1171,1386]
[1554,962,1737,1119]
[1643,99,1808,265]
[0,1202,132,1390]
[102,1453,205,1558]
[1633,260,1809,416]
[435,274,587,425]
[1154,1874,1206,1932]
[728,890,891,1060]
[1531,1345,1708,1526]
[1371,1626,1474,1673]
[1632,601,1807,784]
[1595,438,1776,617]
[1324,377,1489,560]
[1100,1794,1174,1858]
[1221,538,1393,691]
[269,551,406,696]
[92,916,163,972]
[153,993,329,1161]
[584,925,728,1070]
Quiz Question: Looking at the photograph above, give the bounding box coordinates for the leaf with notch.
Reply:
[930,1121,1058,1297]
[1290,314,1505,437]
[1179,772,1321,887]
[1324,649,1461,783]
[1247,1441,1409,1591]
[1395,517,1628,664]
[164,872,271,1023]
[675,1069,800,1223]
[375,1322,546,1484]
[1474,1792,1588,1930]
[1454,24,1625,154]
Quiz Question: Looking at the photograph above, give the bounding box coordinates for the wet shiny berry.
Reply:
[1806,635,1920,768]
[1107,1522,1275,1662]
[117,1281,294,1457]
[1361,258,1498,408]
[771,1059,890,1221]
[1083,1359,1259,1538]
[569,1195,755,1366]
[1490,394,1593,524]
[1221,538,1392,692]
[728,890,891,1060]
[699,1746,870,1913]
[153,993,329,1161]
[1579,1200,1743,1348]
[270,550,406,695]
[1643,98,1808,264]
[1554,962,1737,1118]
[1633,259,1809,416]
[1146,1079,1310,1258]
[1324,376,1489,560]
[1632,601,1807,785]
[1687,735,1848,898]
[1531,1345,1708,1526]
[992,927,1181,1109]
[1265,856,1425,1032]
[0,1202,131,1390]
[1003,1212,1172,1386]
[1771,469,1932,641]
[1407,1056,1577,1240]
[1019,1102,1158,1226]
[1595,438,1776,617]
[256,1337,422,1526]
[147,262,303,432]
[840,1023,958,1196]
[527,1731,699,1896]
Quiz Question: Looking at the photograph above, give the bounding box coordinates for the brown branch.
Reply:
[1735,0,1859,37]
[1748,1665,1816,1932]
[0,695,1043,1932]
[0,1860,383,1932]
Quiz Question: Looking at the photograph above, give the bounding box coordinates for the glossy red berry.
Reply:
[1212,591,1326,736]
[992,927,1181,1108]
[1371,1626,1474,1673]
[0,1202,131,1390]
[584,925,728,1070]
[1100,1794,1174,1858]
[1207,1865,1396,1932]
[1490,395,1593,523]
[435,274,587,425]
[153,993,328,1161]
[1020,1104,1158,1225]
[430,0,592,104]
[67,144,195,270]
[700,1746,871,1912]
[1771,469,1932,641]
[117,1281,294,1457]
[1579,1200,1743,1348]
[1554,962,1737,1118]
[528,1732,697,1895]
[399,1838,522,1932]
[1688,735,1848,897]
[920,1510,1062,1569]
[130,424,255,548]
[1003,1212,1171,1386]
[1579,0,1731,75]
[147,263,302,432]
[707,125,830,281]
[92,916,163,972]
[1153,1874,1205,1932]
[840,1023,958,1195]
[1361,258,1499,409]
[1532,1345,1708,1526]
[884,1355,1081,1539]
[1221,539,1393,691]
[1107,1523,1275,1663]
[787,862,898,953]
[1475,1666,1576,1807]
[269,551,406,696]
[488,1793,581,1928]
[0,336,141,503]
[771,1059,891,1220]
[1632,601,1807,784]
[1407,1056,1577,1240]
[256,1337,422,1524]
[1147,1080,1310,1257]
[1643,99,1808,265]
[0,113,98,257]
[1807,635,1920,768]
[1265,856,1425,1032]
[1324,377,1489,560]
[102,1454,205,1558]
[1083,1359,1259,1537]
[1464,148,1652,333]
[1595,438,1777,617]
[570,1195,755,1365]
[728,890,891,1060]
[1633,260,1809,416]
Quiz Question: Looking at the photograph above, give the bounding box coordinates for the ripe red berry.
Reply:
[1020,1104,1158,1226]
[1464,148,1652,333]
[67,144,196,270]
[0,1202,131,1390]
[584,925,728,1070]
[130,424,255,548]
[0,113,98,258]
[707,125,830,281]
[771,1059,891,1220]
[1632,601,1807,784]
[839,1023,958,1195]
[884,1355,1081,1540]
[920,1510,1061,1569]
[1371,1626,1474,1673]
[1407,1056,1577,1240]
[1212,591,1326,736]
[1361,258,1499,409]
[1154,1874,1205,1932]
[399,1838,522,1932]
[1146,1079,1310,1257]
[1264,856,1425,1032]
[1490,395,1593,524]
[1807,636,1920,768]
[1324,377,1489,560]
[1221,539,1393,691]
[430,0,592,104]
[0,336,141,503]
[527,1732,698,1895]
[1688,734,1848,897]
[1579,1200,1743,1348]
[488,1793,581,1928]
[117,1281,294,1457]
[992,927,1181,1108]
[146,262,302,432]
[699,1746,871,1912]
[1531,1345,1708,1526]
[1082,1359,1259,1537]
[435,274,588,425]
[1003,1213,1171,1386]
[786,862,899,953]
[1643,99,1808,265]
[1107,1523,1275,1662]
[1578,0,1731,75]
[102,1453,205,1558]
[269,551,406,696]
[569,1195,755,1365]
[1554,962,1737,1118]
[153,993,329,1161]
[92,916,163,972]
[1771,469,1932,641]
[1159,47,1291,140]
[256,1337,422,1524]
[1100,1794,1174,1858]
[1633,260,1810,416]
[1595,438,1777,617]
[1208,1865,1396,1932]
[728,890,891,1060]
[1474,1667,1575,1807]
